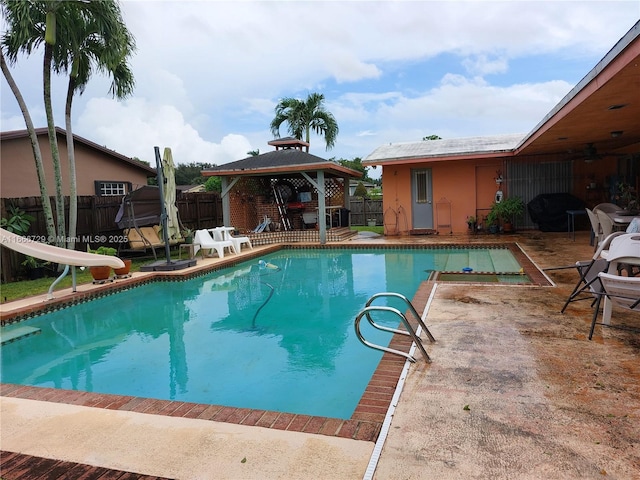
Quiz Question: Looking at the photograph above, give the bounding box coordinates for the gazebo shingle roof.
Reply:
[202,148,362,178]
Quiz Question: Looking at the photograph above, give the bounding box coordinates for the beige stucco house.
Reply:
[0,127,155,199]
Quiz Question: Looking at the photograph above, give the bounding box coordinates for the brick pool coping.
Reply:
[0,281,431,444]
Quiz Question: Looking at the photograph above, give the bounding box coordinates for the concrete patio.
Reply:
[1,230,639,479]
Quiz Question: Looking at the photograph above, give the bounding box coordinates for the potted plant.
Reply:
[615,182,639,214]
[498,197,525,232]
[113,253,132,277]
[487,197,525,233]
[21,255,49,280]
[466,215,477,232]
[485,209,499,234]
[87,246,117,281]
[182,228,194,244]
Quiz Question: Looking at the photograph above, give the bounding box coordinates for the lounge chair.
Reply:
[589,272,640,339]
[253,216,271,233]
[212,227,252,252]
[193,229,235,259]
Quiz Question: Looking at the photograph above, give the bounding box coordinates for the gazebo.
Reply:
[202,138,363,245]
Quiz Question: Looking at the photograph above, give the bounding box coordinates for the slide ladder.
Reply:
[354,292,436,363]
[272,185,291,231]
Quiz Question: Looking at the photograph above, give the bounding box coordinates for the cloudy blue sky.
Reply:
[1,1,639,179]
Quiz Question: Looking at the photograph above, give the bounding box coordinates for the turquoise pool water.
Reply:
[0,247,523,419]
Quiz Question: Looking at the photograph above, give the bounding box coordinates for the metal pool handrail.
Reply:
[354,292,435,363]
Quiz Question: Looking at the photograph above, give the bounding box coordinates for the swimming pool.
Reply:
[1,246,526,420]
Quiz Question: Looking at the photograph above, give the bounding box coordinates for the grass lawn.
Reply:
[1,257,152,303]
[350,225,384,235]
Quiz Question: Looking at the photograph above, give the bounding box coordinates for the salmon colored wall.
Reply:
[381,159,502,234]
[1,136,151,198]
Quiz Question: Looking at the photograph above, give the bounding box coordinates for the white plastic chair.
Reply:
[590,272,640,339]
[585,207,601,250]
[593,203,620,213]
[210,228,244,254]
[194,229,234,259]
[596,209,615,239]
[220,228,252,252]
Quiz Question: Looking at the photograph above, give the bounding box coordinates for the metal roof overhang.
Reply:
[369,150,517,167]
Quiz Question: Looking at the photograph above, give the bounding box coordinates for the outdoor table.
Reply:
[606,211,640,231]
[566,209,586,241]
[319,206,344,229]
[178,243,197,260]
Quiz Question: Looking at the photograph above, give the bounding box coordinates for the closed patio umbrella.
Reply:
[162,147,181,242]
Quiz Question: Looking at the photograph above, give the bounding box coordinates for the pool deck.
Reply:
[1,231,639,479]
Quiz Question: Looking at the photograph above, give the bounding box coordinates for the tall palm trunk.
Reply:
[1,49,57,241]
[43,38,65,247]
[65,76,78,250]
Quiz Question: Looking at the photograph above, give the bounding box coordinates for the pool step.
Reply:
[488,249,521,272]
[0,326,41,345]
[468,250,496,272]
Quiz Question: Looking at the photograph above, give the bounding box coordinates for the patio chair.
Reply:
[302,211,318,229]
[585,207,601,250]
[596,209,615,239]
[593,202,620,213]
[561,231,625,314]
[194,229,235,259]
[589,272,640,339]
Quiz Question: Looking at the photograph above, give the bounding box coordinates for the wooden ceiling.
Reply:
[517,32,640,161]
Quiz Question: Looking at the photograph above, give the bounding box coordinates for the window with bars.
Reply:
[415,170,429,203]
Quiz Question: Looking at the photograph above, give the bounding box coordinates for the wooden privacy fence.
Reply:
[348,197,383,226]
[0,192,222,282]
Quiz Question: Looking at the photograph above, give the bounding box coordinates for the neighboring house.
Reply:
[0,127,156,199]
[349,180,378,196]
[177,184,206,193]
[364,20,640,234]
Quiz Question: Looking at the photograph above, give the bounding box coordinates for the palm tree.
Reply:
[0,49,57,242]
[270,92,339,150]
[2,0,135,248]
[3,0,73,245]
[1,1,59,242]
[58,1,135,249]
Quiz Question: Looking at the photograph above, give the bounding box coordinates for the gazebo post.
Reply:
[221,177,231,227]
[317,170,326,245]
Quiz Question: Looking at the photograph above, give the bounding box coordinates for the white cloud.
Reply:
[462,55,509,76]
[1,0,637,172]
[77,97,252,166]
